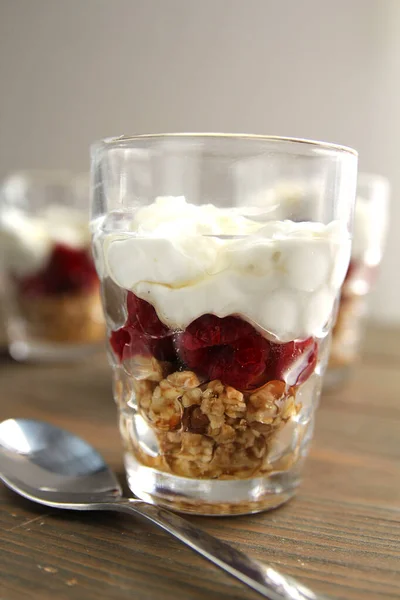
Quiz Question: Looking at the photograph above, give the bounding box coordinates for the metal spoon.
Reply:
[0,418,329,600]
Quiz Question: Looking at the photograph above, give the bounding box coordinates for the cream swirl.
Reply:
[94,197,350,342]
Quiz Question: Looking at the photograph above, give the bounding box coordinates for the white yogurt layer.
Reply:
[352,196,388,264]
[0,206,91,277]
[94,197,351,342]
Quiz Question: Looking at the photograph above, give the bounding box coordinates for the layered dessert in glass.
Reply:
[91,134,357,515]
[0,280,7,353]
[326,173,390,386]
[0,171,104,361]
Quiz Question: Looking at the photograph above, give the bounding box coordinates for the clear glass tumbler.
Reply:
[0,170,105,361]
[325,173,390,388]
[91,134,357,515]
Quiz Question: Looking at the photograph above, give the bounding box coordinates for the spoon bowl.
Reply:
[0,417,329,600]
[0,418,121,506]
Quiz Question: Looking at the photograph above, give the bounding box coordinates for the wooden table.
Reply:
[0,324,399,600]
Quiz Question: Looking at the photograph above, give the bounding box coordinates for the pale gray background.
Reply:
[0,0,398,322]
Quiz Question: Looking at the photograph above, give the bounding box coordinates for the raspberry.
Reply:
[110,327,129,361]
[183,314,254,350]
[48,244,97,292]
[18,243,98,296]
[126,291,140,322]
[207,346,234,382]
[110,325,176,363]
[111,292,176,363]
[233,335,269,374]
[270,337,318,385]
[176,342,211,373]
[178,314,271,390]
[110,324,148,362]
[210,335,270,390]
[126,291,170,337]
[150,335,176,362]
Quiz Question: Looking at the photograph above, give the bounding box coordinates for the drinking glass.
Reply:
[91,134,357,515]
[0,170,105,361]
[325,172,390,387]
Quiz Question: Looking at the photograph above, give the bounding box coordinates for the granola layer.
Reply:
[15,288,105,344]
[118,359,301,480]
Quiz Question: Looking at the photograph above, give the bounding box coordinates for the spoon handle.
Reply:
[109,498,330,600]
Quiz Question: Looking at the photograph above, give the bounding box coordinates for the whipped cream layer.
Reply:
[0,206,91,277]
[94,197,351,342]
[352,196,388,264]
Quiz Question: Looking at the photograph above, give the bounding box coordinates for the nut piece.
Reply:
[143,371,202,431]
[201,385,225,432]
[209,443,262,478]
[211,423,236,444]
[180,432,214,463]
[167,371,200,389]
[168,433,215,477]
[126,355,166,382]
[223,386,247,419]
[247,380,286,424]
[159,431,182,455]
[147,382,182,430]
[134,379,156,410]
[182,388,202,408]
[200,380,246,435]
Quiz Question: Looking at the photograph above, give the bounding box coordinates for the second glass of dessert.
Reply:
[91,134,357,515]
[0,170,105,361]
[325,173,390,387]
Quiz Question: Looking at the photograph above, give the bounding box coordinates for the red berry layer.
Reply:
[16,243,98,297]
[110,292,318,390]
[110,292,175,362]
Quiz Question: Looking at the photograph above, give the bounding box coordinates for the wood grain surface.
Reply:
[0,325,399,600]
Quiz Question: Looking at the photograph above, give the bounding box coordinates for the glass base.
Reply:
[124,452,302,516]
[323,364,352,391]
[9,338,103,363]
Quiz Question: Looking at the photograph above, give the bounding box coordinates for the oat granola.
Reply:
[121,364,300,480]
[14,288,105,344]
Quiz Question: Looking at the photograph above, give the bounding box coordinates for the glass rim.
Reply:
[91,132,358,158]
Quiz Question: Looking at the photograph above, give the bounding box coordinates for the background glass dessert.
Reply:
[0,170,104,361]
[0,276,7,354]
[91,134,357,515]
[325,173,390,387]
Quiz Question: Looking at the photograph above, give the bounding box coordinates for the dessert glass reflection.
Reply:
[91,134,357,515]
[0,171,104,361]
[325,173,390,387]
